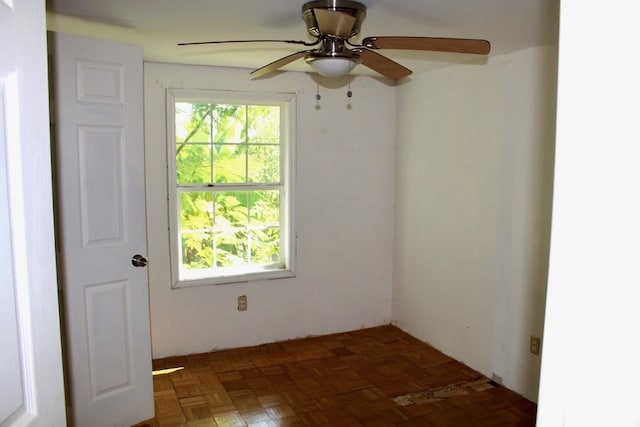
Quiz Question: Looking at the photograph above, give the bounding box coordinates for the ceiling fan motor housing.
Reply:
[302,0,367,38]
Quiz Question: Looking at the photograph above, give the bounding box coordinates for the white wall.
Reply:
[393,45,558,401]
[144,63,396,358]
[537,2,640,426]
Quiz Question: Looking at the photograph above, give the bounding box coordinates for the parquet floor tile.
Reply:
[134,326,536,426]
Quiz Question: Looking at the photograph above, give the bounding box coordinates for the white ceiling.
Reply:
[46,0,560,78]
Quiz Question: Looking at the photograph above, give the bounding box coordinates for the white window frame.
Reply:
[166,89,296,287]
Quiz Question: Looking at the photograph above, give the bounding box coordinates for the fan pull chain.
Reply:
[315,84,321,102]
[347,75,353,98]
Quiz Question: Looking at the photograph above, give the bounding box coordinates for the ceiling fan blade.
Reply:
[362,36,491,55]
[355,49,412,80]
[314,8,357,37]
[178,39,316,47]
[250,51,310,78]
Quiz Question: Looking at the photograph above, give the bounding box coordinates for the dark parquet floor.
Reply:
[134,325,536,426]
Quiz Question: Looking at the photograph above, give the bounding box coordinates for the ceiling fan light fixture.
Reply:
[179,0,491,81]
[305,56,360,77]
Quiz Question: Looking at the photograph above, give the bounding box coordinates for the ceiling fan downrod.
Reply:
[302,0,367,38]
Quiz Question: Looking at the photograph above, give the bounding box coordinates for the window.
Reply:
[167,90,295,287]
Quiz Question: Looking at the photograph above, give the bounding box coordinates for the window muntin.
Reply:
[167,90,295,287]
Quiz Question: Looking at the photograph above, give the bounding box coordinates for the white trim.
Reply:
[166,89,296,288]
[176,269,296,288]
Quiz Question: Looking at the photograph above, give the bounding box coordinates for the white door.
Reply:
[0,1,67,427]
[50,32,154,427]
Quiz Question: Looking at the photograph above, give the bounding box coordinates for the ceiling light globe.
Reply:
[306,57,359,78]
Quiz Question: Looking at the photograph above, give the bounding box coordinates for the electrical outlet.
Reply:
[237,295,247,311]
[530,336,541,355]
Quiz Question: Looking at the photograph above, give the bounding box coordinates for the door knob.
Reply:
[131,254,148,267]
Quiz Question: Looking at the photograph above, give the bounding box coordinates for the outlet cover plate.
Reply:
[530,336,541,355]
[237,295,248,311]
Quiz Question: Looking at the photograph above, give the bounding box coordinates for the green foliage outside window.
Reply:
[175,102,282,272]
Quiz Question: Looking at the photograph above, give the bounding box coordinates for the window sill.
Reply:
[172,268,295,288]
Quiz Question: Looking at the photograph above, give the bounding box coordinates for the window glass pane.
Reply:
[212,104,246,143]
[249,191,280,227]
[180,192,213,230]
[248,105,280,143]
[248,145,280,183]
[176,144,211,184]
[171,94,291,284]
[213,144,247,183]
[214,191,249,229]
[181,231,213,269]
[176,103,212,143]
[250,228,280,265]
[216,230,248,267]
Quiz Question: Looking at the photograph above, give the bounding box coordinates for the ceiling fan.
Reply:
[178,0,491,80]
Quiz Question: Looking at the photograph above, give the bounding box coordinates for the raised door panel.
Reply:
[0,73,31,427]
[78,126,125,246]
[76,59,124,105]
[85,280,132,398]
